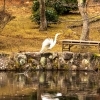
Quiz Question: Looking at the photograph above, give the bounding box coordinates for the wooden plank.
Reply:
[62,42,99,45]
[61,40,100,44]
[61,40,100,45]
[61,39,100,42]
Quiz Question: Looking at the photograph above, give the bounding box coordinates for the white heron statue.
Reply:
[40,33,62,53]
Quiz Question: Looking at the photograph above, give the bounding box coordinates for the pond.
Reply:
[0,71,100,100]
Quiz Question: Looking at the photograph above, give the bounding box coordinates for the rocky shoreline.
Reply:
[0,52,100,71]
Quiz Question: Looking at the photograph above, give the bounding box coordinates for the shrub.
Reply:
[31,7,58,25]
[31,10,40,24]
[32,0,39,12]
[53,0,68,15]
[65,0,78,11]
[46,7,58,23]
[46,0,78,14]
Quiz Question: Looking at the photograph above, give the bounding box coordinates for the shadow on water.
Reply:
[0,71,100,100]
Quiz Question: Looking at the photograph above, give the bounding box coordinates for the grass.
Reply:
[0,1,100,54]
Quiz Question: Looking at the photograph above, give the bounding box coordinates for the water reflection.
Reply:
[0,71,99,100]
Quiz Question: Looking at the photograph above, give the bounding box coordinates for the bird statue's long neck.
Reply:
[54,34,58,44]
[49,33,60,49]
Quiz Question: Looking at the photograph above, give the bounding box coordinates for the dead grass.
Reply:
[0,1,100,54]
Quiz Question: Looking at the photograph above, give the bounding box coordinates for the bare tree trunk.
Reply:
[0,11,14,33]
[39,0,47,31]
[0,0,15,33]
[77,0,89,40]
[3,0,6,11]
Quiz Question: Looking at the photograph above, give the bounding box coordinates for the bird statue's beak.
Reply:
[59,30,64,34]
[58,33,63,35]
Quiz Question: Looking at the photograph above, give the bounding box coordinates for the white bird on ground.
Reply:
[40,33,62,52]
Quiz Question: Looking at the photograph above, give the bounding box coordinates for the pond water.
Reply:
[0,71,100,100]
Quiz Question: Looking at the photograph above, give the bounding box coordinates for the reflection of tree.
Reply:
[88,73,99,89]
[37,84,42,100]
[14,74,26,89]
[0,72,7,87]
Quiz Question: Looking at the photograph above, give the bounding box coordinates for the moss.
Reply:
[93,53,100,57]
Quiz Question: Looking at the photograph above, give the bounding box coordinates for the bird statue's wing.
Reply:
[40,38,53,52]
[42,38,53,48]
